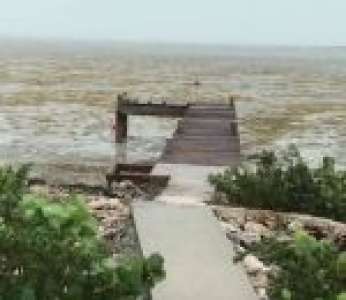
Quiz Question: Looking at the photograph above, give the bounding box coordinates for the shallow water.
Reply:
[1,39,346,171]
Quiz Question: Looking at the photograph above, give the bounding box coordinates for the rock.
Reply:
[123,192,135,204]
[103,215,121,227]
[253,272,268,288]
[234,245,246,255]
[213,207,246,226]
[108,198,122,209]
[215,207,346,245]
[220,222,241,244]
[30,184,50,196]
[119,180,134,189]
[233,245,246,262]
[102,227,120,239]
[220,221,239,233]
[119,206,131,217]
[88,198,122,211]
[88,199,108,210]
[244,221,271,237]
[256,287,268,300]
[243,254,265,274]
[263,217,278,231]
[92,210,110,221]
[110,180,145,201]
[239,231,262,248]
[287,220,304,233]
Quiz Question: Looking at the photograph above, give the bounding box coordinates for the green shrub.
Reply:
[248,231,346,300]
[0,165,164,300]
[209,145,346,222]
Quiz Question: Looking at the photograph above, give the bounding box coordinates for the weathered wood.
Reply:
[107,172,170,186]
[118,102,188,117]
[113,94,241,167]
[184,112,235,119]
[106,162,170,187]
[160,101,240,166]
[165,143,240,153]
[168,135,240,141]
[160,155,240,167]
[115,112,128,142]
[115,94,128,143]
[229,96,235,109]
[115,163,154,173]
[179,119,235,127]
[230,120,239,136]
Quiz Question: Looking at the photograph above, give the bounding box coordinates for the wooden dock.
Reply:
[113,94,240,168]
[161,103,240,166]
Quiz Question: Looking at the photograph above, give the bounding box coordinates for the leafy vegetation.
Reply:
[248,231,346,300]
[209,145,346,222]
[0,165,164,300]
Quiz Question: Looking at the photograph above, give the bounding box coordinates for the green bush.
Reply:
[0,165,164,300]
[248,231,346,300]
[209,145,346,222]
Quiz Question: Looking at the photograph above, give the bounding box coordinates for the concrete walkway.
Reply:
[151,163,228,205]
[132,163,258,300]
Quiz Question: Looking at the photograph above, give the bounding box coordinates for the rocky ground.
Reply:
[213,205,346,299]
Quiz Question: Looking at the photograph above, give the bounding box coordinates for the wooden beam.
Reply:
[106,172,170,186]
[118,102,188,118]
[228,95,235,109]
[115,163,154,173]
[115,94,128,143]
[230,120,239,137]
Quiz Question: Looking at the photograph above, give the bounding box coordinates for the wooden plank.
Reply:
[160,156,240,166]
[118,103,188,117]
[168,135,240,141]
[158,102,241,166]
[162,152,240,160]
[184,113,236,119]
[164,144,240,153]
[116,163,154,173]
[175,132,232,137]
[179,119,236,126]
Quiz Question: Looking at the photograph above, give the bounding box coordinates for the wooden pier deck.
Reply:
[114,94,241,167]
[161,104,240,166]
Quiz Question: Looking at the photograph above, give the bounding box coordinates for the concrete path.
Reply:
[132,163,258,299]
[151,163,228,205]
[133,201,258,300]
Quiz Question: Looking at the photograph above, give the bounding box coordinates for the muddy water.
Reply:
[1,40,346,177]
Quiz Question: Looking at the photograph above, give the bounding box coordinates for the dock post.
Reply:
[115,94,128,143]
[229,96,239,137]
[230,121,239,137]
[228,95,235,109]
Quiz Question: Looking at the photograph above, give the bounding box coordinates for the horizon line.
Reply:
[1,34,345,49]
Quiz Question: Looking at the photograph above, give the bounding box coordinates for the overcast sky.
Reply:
[0,0,345,46]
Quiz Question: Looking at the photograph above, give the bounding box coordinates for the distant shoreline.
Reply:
[0,35,345,51]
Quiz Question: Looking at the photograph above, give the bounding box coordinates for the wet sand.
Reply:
[1,39,346,175]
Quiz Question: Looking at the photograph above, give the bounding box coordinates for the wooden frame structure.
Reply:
[114,93,237,143]
[115,94,190,143]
